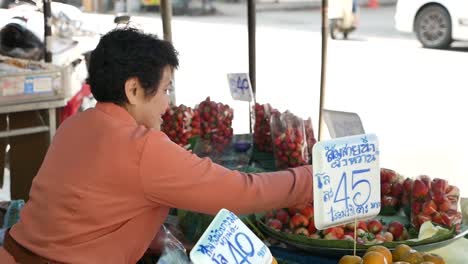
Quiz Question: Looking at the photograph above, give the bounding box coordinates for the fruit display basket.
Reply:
[255,213,468,257]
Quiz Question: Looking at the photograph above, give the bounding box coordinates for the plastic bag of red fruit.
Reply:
[410,175,462,232]
[270,111,308,170]
[252,103,279,153]
[161,104,201,150]
[192,97,234,156]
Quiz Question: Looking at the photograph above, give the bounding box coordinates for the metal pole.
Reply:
[247,0,256,134]
[160,0,173,43]
[160,0,176,105]
[247,0,256,96]
[318,0,328,141]
[43,0,53,62]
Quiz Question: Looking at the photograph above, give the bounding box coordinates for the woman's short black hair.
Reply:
[87,28,179,104]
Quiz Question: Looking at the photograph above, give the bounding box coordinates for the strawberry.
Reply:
[387,221,404,239]
[289,214,309,229]
[294,227,310,236]
[412,179,429,201]
[275,209,290,224]
[367,220,383,234]
[323,227,345,240]
[391,182,404,197]
[307,221,317,234]
[431,178,448,195]
[266,219,282,231]
[422,200,438,216]
[300,206,314,220]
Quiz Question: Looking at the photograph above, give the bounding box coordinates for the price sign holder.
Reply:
[323,109,365,138]
[227,73,255,134]
[227,73,254,102]
[312,134,381,232]
[190,209,272,264]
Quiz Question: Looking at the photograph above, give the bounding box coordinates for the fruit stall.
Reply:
[156,92,468,264]
[153,0,468,263]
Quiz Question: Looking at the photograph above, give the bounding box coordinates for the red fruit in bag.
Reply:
[431,178,448,195]
[446,185,460,198]
[422,200,438,216]
[391,182,404,197]
[381,183,392,195]
[403,178,413,192]
[417,175,431,187]
[413,179,429,201]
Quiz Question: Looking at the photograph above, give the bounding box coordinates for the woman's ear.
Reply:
[125,77,140,105]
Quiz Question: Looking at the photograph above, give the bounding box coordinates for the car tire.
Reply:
[414,5,452,49]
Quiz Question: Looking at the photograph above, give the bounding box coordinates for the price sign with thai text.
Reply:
[190,209,272,264]
[227,73,253,102]
[312,134,380,230]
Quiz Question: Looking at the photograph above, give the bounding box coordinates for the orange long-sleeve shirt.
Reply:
[0,102,312,263]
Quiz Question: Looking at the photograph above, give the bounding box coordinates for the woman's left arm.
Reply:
[139,132,312,215]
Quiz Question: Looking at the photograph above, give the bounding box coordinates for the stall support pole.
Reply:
[247,0,256,95]
[318,0,328,141]
[161,0,177,105]
[43,0,52,62]
[247,0,256,134]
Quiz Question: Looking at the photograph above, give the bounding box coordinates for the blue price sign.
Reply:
[190,209,272,264]
[227,73,253,102]
[312,134,381,230]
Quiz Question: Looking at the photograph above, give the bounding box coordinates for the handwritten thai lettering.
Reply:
[197,212,239,257]
[323,189,334,202]
[325,137,378,165]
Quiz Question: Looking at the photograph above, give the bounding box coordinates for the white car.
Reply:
[395,0,468,48]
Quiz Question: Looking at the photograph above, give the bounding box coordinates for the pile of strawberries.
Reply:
[264,206,409,245]
[161,104,201,149]
[270,111,308,169]
[411,175,462,231]
[196,97,234,154]
[252,103,278,153]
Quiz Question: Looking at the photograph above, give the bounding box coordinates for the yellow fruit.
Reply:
[423,253,445,264]
[338,255,362,264]
[401,250,425,264]
[366,245,392,264]
[393,262,411,264]
[362,251,387,264]
[271,257,278,264]
[392,244,412,261]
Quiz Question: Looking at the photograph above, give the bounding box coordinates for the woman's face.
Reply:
[127,66,173,130]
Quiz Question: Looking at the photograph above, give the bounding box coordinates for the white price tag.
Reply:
[323,109,365,138]
[227,73,253,102]
[190,209,272,264]
[312,134,381,230]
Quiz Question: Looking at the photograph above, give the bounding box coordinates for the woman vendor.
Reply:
[0,28,313,263]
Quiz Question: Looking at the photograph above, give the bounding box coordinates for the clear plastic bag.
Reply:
[161,104,201,150]
[252,103,278,153]
[156,225,191,264]
[194,97,234,155]
[270,111,308,170]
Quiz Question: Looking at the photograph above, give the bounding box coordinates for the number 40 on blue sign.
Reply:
[312,134,381,230]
